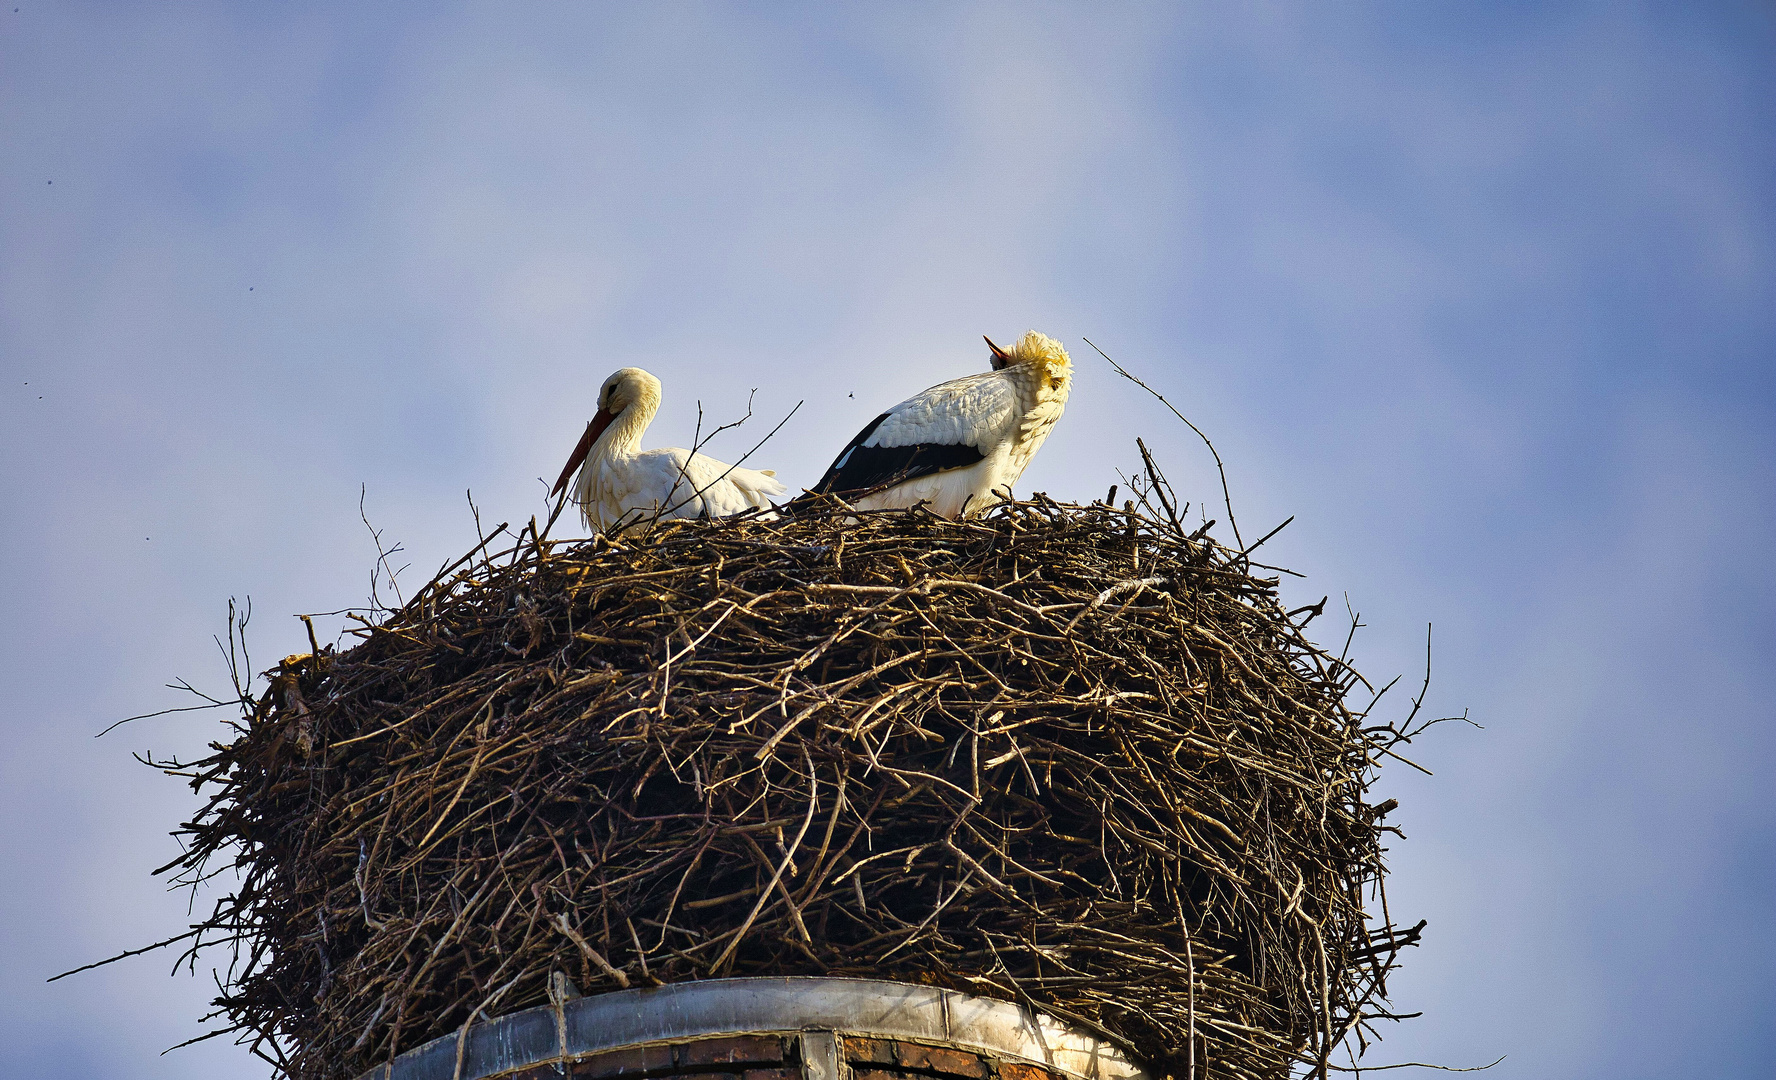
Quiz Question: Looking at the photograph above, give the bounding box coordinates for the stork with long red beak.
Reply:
[551,367,787,533]
[800,331,1072,518]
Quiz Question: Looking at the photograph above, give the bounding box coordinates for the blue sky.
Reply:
[3,3,1772,1077]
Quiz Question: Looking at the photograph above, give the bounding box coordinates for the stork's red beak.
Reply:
[551,408,616,496]
[984,335,1011,370]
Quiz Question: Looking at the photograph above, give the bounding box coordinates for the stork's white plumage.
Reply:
[551,367,786,533]
[802,331,1072,518]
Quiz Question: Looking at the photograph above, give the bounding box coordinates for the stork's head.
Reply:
[984,331,1071,390]
[551,367,665,496]
[597,367,662,417]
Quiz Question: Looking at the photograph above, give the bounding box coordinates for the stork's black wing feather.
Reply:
[796,411,985,502]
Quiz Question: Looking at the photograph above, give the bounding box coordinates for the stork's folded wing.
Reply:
[809,373,1015,497]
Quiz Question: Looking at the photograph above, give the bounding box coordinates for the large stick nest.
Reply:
[152,495,1421,1080]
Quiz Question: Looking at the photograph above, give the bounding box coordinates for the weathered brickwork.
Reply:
[840,1035,1062,1080]
[994,1063,1052,1080]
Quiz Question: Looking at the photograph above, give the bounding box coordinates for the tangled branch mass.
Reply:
[151,496,1419,1080]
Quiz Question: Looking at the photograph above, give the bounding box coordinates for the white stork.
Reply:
[800,331,1072,518]
[551,367,786,532]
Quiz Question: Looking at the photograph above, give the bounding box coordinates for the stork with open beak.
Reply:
[551,367,787,533]
[799,331,1072,518]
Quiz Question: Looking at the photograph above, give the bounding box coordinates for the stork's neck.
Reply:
[596,391,658,462]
